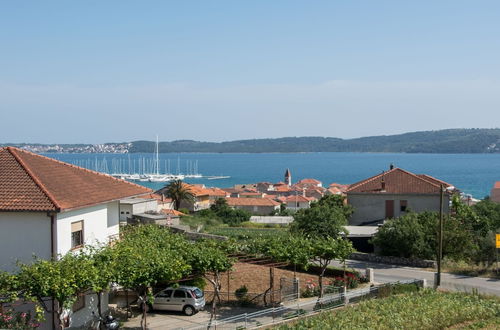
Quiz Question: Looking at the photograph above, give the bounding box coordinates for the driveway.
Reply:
[331,259,500,296]
[122,305,261,330]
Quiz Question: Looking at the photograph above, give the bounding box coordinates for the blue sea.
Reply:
[45,153,500,199]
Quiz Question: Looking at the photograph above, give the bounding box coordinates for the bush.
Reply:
[235,285,248,299]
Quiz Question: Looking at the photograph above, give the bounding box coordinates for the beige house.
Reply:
[226,197,280,215]
[347,167,455,226]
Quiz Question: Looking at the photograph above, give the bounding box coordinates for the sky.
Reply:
[1,1,499,144]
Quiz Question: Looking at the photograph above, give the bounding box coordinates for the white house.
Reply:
[0,147,151,329]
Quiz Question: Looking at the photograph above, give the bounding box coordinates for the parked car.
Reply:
[150,286,205,316]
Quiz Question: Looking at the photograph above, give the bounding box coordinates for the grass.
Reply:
[442,259,500,280]
[274,290,500,330]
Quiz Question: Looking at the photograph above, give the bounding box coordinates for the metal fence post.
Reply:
[244,313,247,329]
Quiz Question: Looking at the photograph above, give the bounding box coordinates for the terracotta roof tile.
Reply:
[284,195,310,203]
[226,197,280,207]
[347,167,452,194]
[0,147,151,211]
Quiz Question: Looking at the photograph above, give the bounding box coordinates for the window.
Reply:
[126,211,130,214]
[173,290,186,298]
[400,200,408,212]
[71,221,84,249]
[157,290,172,298]
[120,211,124,214]
[72,293,85,312]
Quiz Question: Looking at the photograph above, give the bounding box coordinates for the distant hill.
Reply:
[6,129,500,154]
[129,129,500,154]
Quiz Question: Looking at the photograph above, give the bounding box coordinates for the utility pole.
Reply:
[436,185,444,288]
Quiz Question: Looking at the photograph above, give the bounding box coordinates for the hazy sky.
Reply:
[1,1,499,143]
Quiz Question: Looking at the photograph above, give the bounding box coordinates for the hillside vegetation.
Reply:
[130,128,500,153]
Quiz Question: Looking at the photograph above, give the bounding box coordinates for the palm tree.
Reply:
[160,180,195,210]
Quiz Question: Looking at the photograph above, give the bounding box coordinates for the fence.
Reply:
[181,279,424,330]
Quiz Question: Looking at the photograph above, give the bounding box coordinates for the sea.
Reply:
[45,152,500,199]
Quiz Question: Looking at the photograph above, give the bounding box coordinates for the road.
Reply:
[331,259,500,296]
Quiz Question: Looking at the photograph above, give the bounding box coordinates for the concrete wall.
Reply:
[250,216,293,224]
[347,193,450,225]
[0,212,51,272]
[106,201,120,239]
[285,201,310,212]
[230,205,280,215]
[118,204,133,222]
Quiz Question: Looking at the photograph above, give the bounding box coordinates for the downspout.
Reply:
[47,211,57,330]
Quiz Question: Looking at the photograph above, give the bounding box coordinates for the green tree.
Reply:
[83,246,116,318]
[159,179,195,210]
[17,253,96,330]
[189,239,236,326]
[372,211,477,261]
[291,195,351,239]
[209,198,251,226]
[113,225,191,329]
[310,237,354,297]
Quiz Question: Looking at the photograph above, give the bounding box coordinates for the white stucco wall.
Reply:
[56,203,114,255]
[106,201,120,239]
[0,212,51,272]
[348,193,451,225]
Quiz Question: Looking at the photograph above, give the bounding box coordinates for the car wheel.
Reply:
[183,305,195,316]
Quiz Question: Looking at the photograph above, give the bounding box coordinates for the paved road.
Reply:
[331,259,500,296]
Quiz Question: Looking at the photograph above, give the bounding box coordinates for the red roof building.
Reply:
[0,147,151,212]
[346,167,454,225]
[0,147,151,279]
[491,181,500,203]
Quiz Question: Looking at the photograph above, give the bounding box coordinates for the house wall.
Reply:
[107,201,120,239]
[0,212,51,272]
[285,201,310,211]
[347,193,450,225]
[232,205,279,215]
[56,203,117,255]
[119,204,133,222]
[491,187,500,203]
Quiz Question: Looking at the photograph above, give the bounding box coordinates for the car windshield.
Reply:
[192,288,204,299]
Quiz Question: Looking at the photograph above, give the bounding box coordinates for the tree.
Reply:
[17,253,96,330]
[291,195,351,239]
[113,225,191,329]
[159,179,195,210]
[371,211,477,261]
[309,237,353,297]
[208,198,251,226]
[82,246,116,318]
[188,239,236,327]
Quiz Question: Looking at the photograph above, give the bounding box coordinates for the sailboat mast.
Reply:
[156,135,159,175]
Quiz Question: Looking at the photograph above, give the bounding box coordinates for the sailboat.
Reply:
[148,135,171,182]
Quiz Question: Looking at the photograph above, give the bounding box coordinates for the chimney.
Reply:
[390,163,394,170]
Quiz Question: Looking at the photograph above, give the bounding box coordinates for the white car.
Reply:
[151,286,205,316]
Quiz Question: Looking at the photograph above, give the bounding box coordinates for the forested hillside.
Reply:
[129,129,500,153]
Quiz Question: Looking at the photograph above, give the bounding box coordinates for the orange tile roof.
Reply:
[0,147,151,212]
[298,178,322,184]
[226,197,280,207]
[494,181,500,189]
[284,195,310,203]
[347,167,452,194]
[161,209,186,216]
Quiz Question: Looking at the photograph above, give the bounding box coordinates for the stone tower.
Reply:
[284,168,292,186]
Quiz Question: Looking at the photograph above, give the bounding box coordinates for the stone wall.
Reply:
[350,252,436,268]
